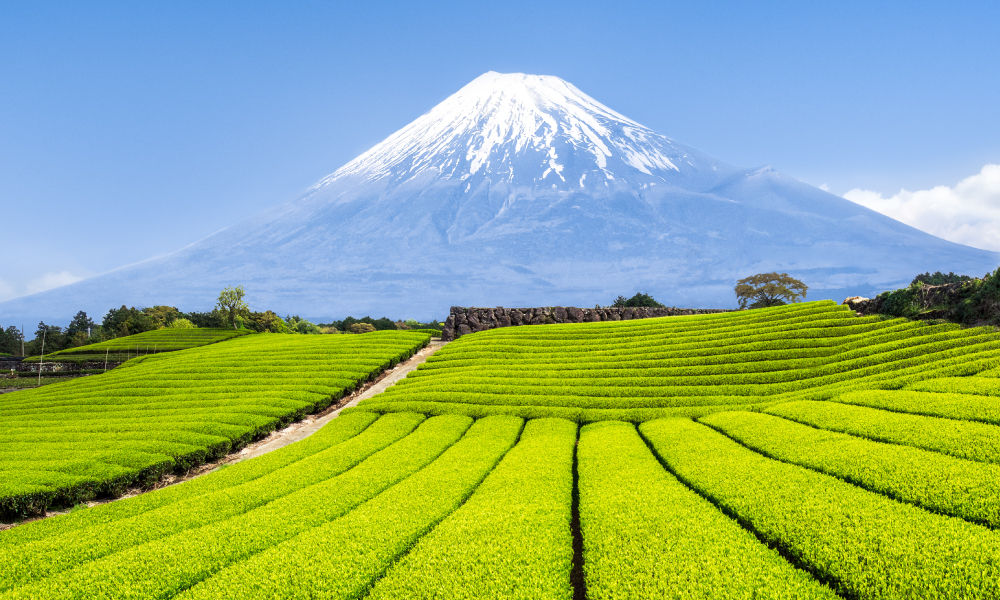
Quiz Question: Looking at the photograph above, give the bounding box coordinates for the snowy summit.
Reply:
[318,72,718,191]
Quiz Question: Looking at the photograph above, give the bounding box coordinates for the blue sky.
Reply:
[2,0,999,303]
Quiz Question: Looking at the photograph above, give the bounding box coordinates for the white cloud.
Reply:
[25,271,86,295]
[0,277,16,303]
[844,164,1000,252]
[818,183,830,192]
[0,271,87,302]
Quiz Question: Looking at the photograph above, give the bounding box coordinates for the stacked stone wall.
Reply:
[442,306,733,340]
[0,360,120,373]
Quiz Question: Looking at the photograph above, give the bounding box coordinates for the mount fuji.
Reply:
[3,72,998,324]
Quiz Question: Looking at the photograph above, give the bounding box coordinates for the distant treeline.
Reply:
[0,304,443,358]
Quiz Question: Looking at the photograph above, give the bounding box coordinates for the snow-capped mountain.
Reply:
[2,72,998,324]
[319,72,721,190]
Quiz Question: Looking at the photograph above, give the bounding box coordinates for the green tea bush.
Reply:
[175,416,521,600]
[368,418,575,600]
[0,412,423,590]
[348,301,1000,422]
[0,331,430,519]
[579,421,836,599]
[701,411,1000,527]
[5,415,473,598]
[765,400,1000,464]
[641,418,1000,599]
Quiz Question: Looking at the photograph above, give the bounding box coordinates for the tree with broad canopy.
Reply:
[735,273,808,309]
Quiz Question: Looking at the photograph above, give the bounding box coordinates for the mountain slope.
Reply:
[2,72,997,324]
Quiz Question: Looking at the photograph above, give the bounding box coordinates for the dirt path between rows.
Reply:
[227,339,445,463]
[2,340,445,530]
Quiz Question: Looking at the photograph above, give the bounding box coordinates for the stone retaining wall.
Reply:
[0,360,121,373]
[442,306,733,340]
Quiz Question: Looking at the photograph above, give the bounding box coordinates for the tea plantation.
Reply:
[2,301,999,598]
[0,331,431,519]
[26,328,254,364]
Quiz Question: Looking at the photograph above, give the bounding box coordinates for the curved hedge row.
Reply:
[0,331,430,520]
[349,301,1000,422]
[25,328,254,363]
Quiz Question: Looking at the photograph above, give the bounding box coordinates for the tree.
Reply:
[67,311,96,335]
[285,315,321,334]
[611,292,665,308]
[103,306,158,338]
[30,322,66,354]
[216,286,249,329]
[911,271,973,286]
[246,310,286,333]
[142,306,182,328]
[64,311,98,348]
[735,273,808,309]
[347,323,376,334]
[167,318,197,329]
[0,325,24,355]
[334,316,397,331]
[182,310,226,328]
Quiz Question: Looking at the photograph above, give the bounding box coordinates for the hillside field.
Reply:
[25,328,254,364]
[0,331,431,519]
[1,301,999,598]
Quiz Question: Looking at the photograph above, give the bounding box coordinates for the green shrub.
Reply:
[0,331,431,520]
[284,315,321,334]
[911,271,974,286]
[611,292,665,308]
[579,421,835,598]
[11,415,475,598]
[954,267,1000,326]
[641,417,1000,599]
[177,416,518,600]
[103,305,158,338]
[701,410,1000,527]
[334,316,397,331]
[765,400,1000,464]
[246,310,286,333]
[368,418,573,600]
[0,413,424,590]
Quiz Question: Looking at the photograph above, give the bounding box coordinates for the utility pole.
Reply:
[21,325,24,357]
[37,329,46,386]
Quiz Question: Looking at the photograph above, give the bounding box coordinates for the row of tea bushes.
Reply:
[0,331,430,519]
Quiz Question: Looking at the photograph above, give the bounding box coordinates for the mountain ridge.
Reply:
[2,72,997,324]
